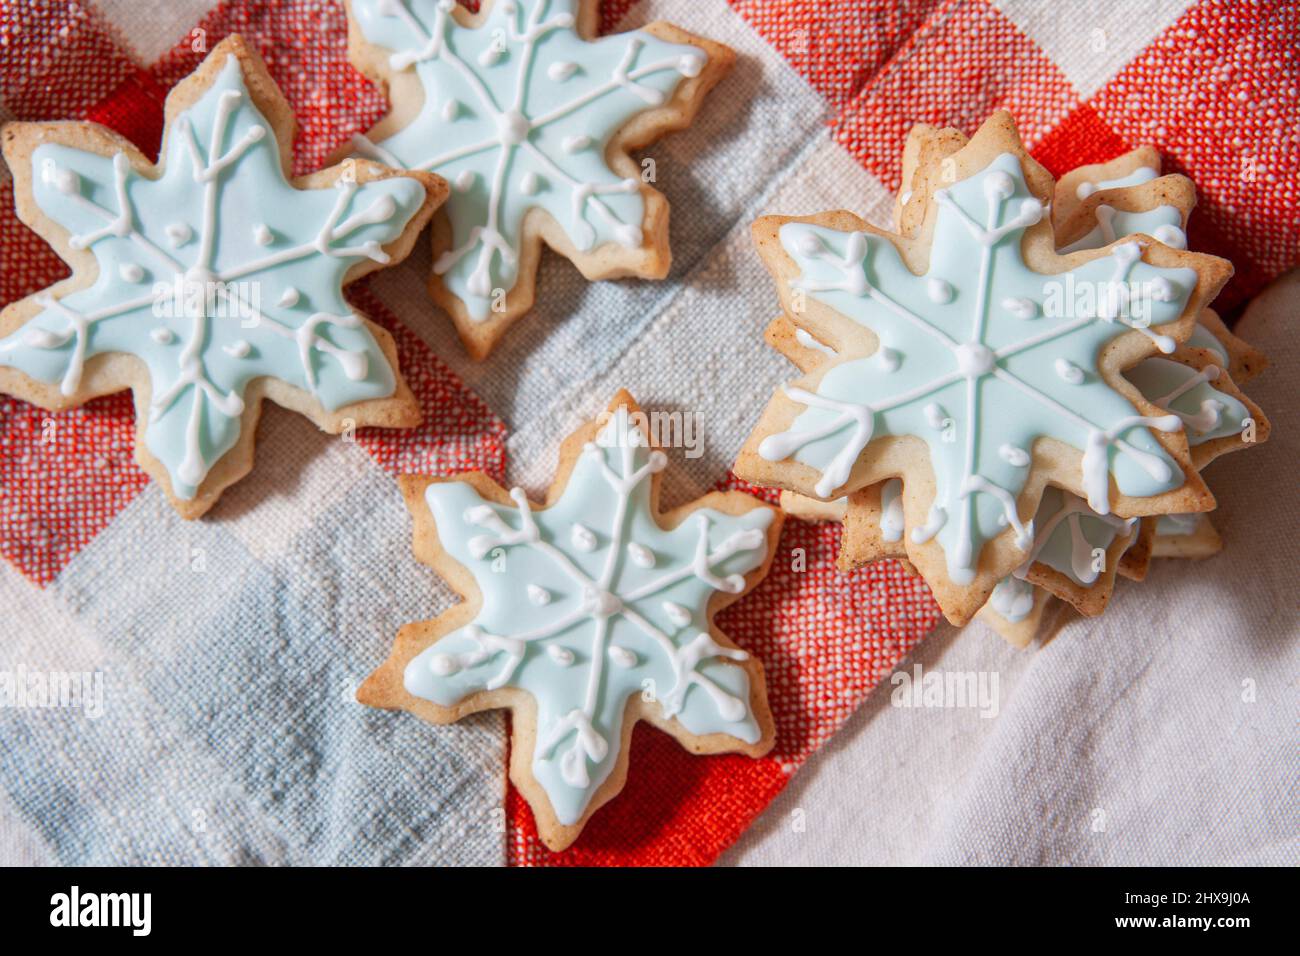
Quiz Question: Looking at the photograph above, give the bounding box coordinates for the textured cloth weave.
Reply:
[0,0,1295,866]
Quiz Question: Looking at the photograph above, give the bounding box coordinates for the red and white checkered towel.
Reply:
[0,0,1294,867]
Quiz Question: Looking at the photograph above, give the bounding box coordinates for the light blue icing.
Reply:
[350,0,705,319]
[1064,166,1246,452]
[404,406,774,827]
[988,158,1241,597]
[1059,204,1184,255]
[1156,513,1203,536]
[988,575,1034,622]
[1061,163,1185,254]
[1126,358,1248,447]
[0,54,426,499]
[1187,322,1228,363]
[1026,486,1133,584]
[988,486,1133,624]
[763,152,1197,587]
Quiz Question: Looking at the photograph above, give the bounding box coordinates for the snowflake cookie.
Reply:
[344,0,734,358]
[776,133,1271,644]
[0,37,446,518]
[359,392,781,851]
[863,143,1267,625]
[735,112,1235,626]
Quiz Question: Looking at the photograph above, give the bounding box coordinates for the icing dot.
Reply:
[546,645,574,666]
[165,222,193,247]
[441,98,460,122]
[999,443,1030,467]
[571,524,597,552]
[1001,296,1036,320]
[223,339,251,359]
[572,221,595,252]
[797,232,823,257]
[677,53,705,77]
[794,328,835,357]
[876,346,900,372]
[429,654,457,676]
[608,646,637,668]
[23,329,64,349]
[1018,197,1045,224]
[722,573,746,594]
[184,265,216,286]
[1153,224,1187,249]
[477,46,503,68]
[1054,358,1085,384]
[335,350,369,381]
[716,694,746,722]
[496,109,529,146]
[547,61,577,81]
[150,327,175,345]
[253,224,274,246]
[277,286,301,308]
[926,277,953,303]
[46,166,80,195]
[119,263,144,283]
[562,134,592,154]
[614,224,643,248]
[527,584,551,606]
[581,585,621,618]
[663,602,691,628]
[454,170,476,192]
[1076,181,1097,200]
[1114,241,1142,264]
[627,542,655,568]
[519,171,541,195]
[984,170,1016,201]
[954,342,995,378]
[1148,276,1175,302]
[923,402,947,430]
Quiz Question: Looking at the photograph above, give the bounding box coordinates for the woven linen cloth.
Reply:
[726,271,1300,866]
[0,0,1295,866]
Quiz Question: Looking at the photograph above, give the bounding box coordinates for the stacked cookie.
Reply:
[738,113,1271,645]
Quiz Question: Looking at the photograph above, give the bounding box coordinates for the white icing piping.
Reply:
[879,477,904,542]
[759,165,1189,581]
[1151,364,1226,433]
[7,57,402,490]
[433,412,766,788]
[1012,492,1136,585]
[794,326,837,357]
[354,0,700,310]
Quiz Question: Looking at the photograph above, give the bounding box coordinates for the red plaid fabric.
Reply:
[0,0,1294,866]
